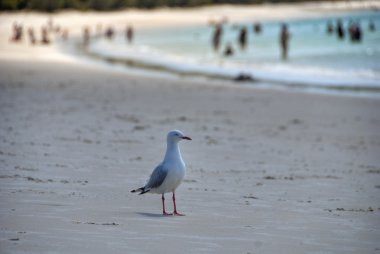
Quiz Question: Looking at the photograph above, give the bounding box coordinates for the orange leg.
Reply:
[172,192,185,216]
[162,194,172,215]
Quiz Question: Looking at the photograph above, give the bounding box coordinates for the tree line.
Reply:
[0,0,331,12]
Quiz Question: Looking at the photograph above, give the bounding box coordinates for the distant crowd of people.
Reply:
[9,16,376,63]
[327,18,376,43]
[9,18,134,48]
[211,20,291,60]
[83,24,134,47]
[211,18,376,60]
[10,18,69,45]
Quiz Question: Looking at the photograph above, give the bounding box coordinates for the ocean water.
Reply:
[86,10,380,94]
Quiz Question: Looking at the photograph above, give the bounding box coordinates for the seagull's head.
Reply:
[167,129,192,143]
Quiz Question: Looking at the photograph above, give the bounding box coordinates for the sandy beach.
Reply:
[1,2,380,254]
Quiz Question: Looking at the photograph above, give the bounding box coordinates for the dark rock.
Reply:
[234,73,255,82]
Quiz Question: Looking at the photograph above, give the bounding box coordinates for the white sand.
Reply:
[1,2,380,254]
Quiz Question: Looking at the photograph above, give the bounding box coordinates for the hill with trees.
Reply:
[0,0,335,12]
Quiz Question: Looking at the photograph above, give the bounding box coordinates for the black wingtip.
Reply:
[138,189,150,195]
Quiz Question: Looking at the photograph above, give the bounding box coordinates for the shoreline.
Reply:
[1,2,379,97]
[1,1,379,56]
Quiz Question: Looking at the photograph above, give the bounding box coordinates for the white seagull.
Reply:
[131,130,192,216]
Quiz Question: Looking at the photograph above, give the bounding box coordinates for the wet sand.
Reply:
[0,59,380,253]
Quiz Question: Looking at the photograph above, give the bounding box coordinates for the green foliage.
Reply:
[29,0,65,12]
[0,0,28,10]
[0,0,336,12]
[0,0,17,9]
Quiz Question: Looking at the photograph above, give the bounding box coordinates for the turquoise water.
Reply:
[87,10,380,93]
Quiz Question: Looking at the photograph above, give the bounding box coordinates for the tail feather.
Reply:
[131,187,150,195]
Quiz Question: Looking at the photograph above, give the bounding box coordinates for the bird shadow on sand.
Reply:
[136,212,169,218]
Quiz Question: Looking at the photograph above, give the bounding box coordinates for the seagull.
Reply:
[131,130,192,216]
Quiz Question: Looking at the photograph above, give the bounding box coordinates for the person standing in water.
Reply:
[224,43,234,57]
[41,26,50,45]
[212,24,223,51]
[253,22,262,34]
[326,21,334,34]
[83,26,90,47]
[105,26,114,40]
[368,19,375,32]
[27,27,36,45]
[10,22,23,42]
[238,26,247,50]
[336,19,345,39]
[126,25,134,44]
[279,23,290,60]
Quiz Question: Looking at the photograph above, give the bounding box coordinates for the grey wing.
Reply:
[146,164,168,189]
